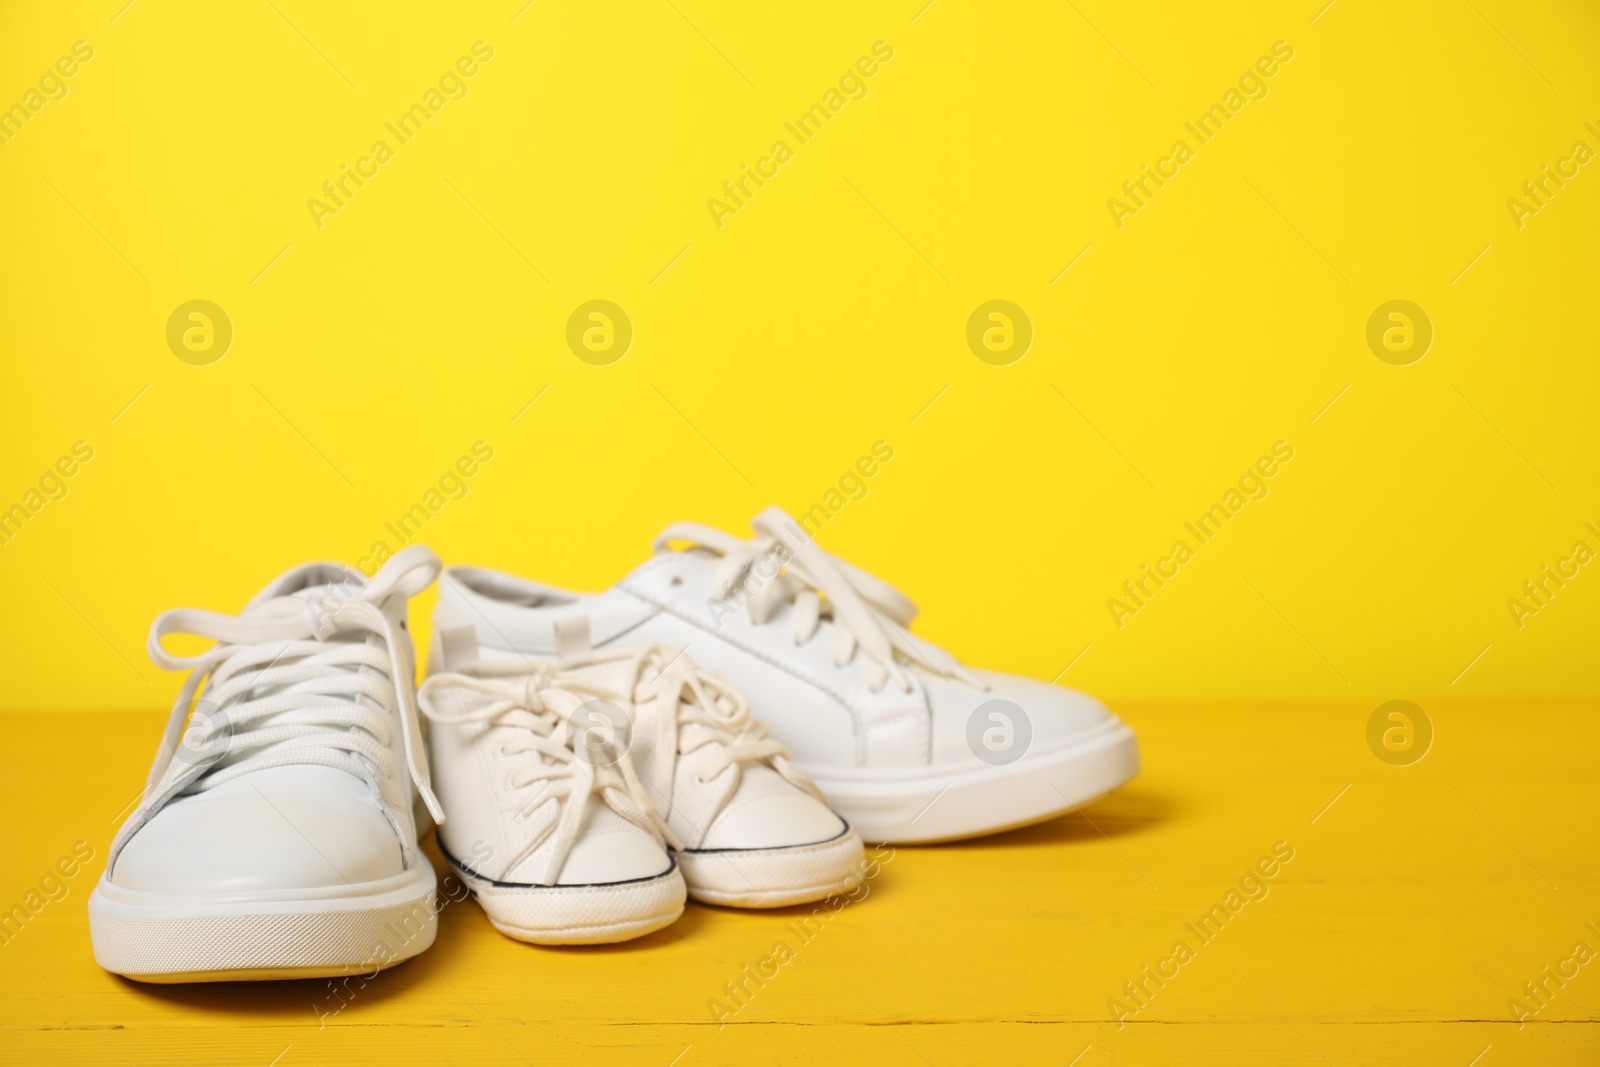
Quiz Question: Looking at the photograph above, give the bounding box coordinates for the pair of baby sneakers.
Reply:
[419,637,864,945]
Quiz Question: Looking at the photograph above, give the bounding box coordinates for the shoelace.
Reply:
[111,546,445,867]
[570,645,827,818]
[418,661,678,886]
[654,506,983,693]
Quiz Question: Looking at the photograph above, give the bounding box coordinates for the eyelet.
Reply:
[670,576,684,587]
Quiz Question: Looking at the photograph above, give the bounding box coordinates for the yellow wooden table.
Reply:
[3,702,1595,1065]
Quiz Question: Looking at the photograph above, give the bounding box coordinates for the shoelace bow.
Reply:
[654,506,983,693]
[418,661,679,886]
[112,546,445,865]
[548,645,827,838]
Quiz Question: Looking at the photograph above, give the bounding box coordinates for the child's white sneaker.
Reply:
[419,659,685,944]
[453,638,867,909]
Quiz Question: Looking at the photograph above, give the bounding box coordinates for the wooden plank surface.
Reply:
[2,703,1595,1065]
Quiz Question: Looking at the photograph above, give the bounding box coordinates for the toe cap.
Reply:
[927,670,1123,768]
[701,767,847,850]
[112,767,405,894]
[493,805,674,887]
[554,827,675,885]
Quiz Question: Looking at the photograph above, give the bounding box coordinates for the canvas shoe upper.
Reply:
[418,655,686,944]
[536,643,866,908]
[432,508,1140,843]
[88,546,445,982]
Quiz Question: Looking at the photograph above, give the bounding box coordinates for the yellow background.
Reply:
[3,0,1597,711]
[2,1,1598,1064]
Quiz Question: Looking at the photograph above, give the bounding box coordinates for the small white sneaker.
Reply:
[89,547,446,982]
[432,508,1140,843]
[534,642,866,908]
[418,657,686,944]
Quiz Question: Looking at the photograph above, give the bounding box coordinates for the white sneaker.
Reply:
[89,547,446,982]
[431,508,1140,843]
[418,656,686,944]
[532,642,866,908]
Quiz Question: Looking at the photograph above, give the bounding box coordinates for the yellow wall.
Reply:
[2,0,1596,712]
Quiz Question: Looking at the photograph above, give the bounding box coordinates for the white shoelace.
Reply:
[418,661,677,886]
[111,546,445,866]
[654,506,982,693]
[573,645,826,817]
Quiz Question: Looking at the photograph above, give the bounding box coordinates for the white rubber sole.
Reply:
[444,852,686,945]
[679,825,866,908]
[87,859,439,983]
[802,720,1140,844]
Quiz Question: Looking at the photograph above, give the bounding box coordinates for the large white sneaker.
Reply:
[89,547,446,982]
[418,656,686,944]
[432,508,1140,843]
[528,642,866,908]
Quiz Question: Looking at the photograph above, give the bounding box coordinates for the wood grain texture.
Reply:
[2,703,1595,1065]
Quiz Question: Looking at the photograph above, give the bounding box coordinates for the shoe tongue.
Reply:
[560,651,717,706]
[247,561,366,608]
[237,570,395,727]
[241,566,390,657]
[286,580,363,605]
[559,657,640,699]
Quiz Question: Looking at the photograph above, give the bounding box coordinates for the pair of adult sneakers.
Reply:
[88,507,1140,982]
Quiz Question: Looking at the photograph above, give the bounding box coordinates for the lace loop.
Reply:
[656,507,982,693]
[419,661,681,886]
[568,645,829,817]
[130,546,445,851]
